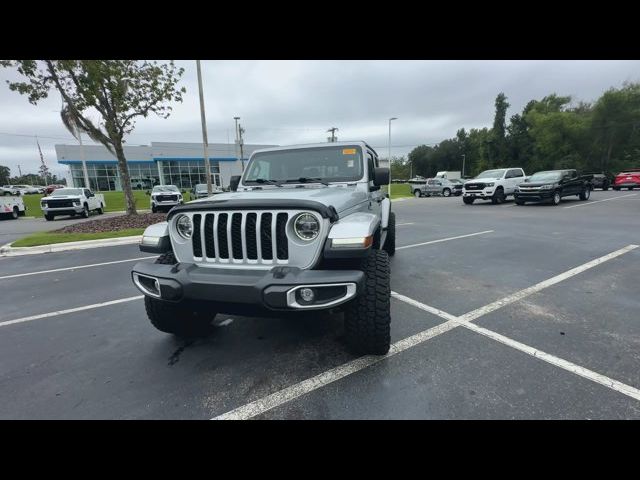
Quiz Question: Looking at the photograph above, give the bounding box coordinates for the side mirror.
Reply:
[373,167,390,186]
[230,175,241,192]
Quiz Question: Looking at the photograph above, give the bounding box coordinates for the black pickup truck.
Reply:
[514,169,593,205]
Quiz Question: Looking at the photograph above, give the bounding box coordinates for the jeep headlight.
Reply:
[293,213,320,241]
[540,184,553,190]
[175,215,193,239]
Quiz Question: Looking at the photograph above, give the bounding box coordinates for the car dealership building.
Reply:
[55,141,277,192]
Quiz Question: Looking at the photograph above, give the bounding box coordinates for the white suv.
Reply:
[462,168,526,204]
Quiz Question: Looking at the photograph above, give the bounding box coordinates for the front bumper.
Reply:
[131,262,364,312]
[41,206,84,214]
[514,191,554,202]
[463,189,494,198]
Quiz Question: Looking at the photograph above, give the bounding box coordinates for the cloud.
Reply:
[1,60,639,177]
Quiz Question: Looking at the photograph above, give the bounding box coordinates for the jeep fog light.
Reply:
[176,215,193,239]
[294,213,320,240]
[331,236,373,248]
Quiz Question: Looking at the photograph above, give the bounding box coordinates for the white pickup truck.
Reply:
[40,187,105,221]
[462,168,527,204]
[1,188,26,219]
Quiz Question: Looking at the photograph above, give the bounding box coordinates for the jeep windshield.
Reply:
[51,188,82,196]
[475,169,506,179]
[528,171,562,183]
[244,145,364,185]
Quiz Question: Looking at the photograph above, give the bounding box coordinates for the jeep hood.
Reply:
[189,185,367,214]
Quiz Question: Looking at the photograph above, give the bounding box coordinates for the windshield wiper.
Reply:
[252,178,283,187]
[285,177,329,186]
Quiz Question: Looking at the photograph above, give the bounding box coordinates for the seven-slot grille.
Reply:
[47,199,74,208]
[191,211,289,263]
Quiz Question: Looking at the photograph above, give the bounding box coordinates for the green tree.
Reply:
[0,165,10,184]
[490,93,510,165]
[0,60,186,215]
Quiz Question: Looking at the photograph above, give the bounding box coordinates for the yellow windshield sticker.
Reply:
[342,148,356,155]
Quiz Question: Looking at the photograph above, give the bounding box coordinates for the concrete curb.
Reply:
[0,235,142,257]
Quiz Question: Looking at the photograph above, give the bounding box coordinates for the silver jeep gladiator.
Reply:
[131,142,396,355]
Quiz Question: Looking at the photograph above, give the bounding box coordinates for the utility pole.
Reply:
[238,123,245,172]
[388,117,398,195]
[234,116,241,174]
[327,127,338,142]
[196,60,213,195]
[76,127,91,189]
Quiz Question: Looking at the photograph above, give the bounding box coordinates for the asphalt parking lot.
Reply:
[0,189,638,419]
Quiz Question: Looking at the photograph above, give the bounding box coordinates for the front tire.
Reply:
[344,250,391,355]
[442,188,451,197]
[44,213,54,221]
[11,207,18,219]
[463,196,475,204]
[151,204,157,213]
[413,190,422,198]
[515,199,525,205]
[551,191,561,205]
[144,252,216,337]
[383,211,396,257]
[491,188,505,204]
[81,204,89,218]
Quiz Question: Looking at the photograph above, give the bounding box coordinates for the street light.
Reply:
[388,117,398,196]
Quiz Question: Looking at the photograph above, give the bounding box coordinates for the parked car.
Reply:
[2,185,28,195]
[2,186,21,196]
[514,169,592,205]
[462,168,527,204]
[612,169,640,191]
[1,192,25,219]
[413,178,462,197]
[40,187,106,221]
[585,172,613,190]
[44,184,66,195]
[192,183,223,199]
[150,185,183,213]
[132,141,395,356]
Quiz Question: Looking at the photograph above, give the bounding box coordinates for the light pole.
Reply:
[388,117,397,195]
[196,60,213,195]
[234,117,241,175]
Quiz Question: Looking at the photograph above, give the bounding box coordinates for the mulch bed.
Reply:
[53,213,168,234]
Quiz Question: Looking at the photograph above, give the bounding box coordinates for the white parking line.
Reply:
[563,193,637,209]
[397,230,494,250]
[0,256,157,281]
[212,244,638,419]
[0,296,143,328]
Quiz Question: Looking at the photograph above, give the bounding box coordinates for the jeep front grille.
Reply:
[195,211,289,263]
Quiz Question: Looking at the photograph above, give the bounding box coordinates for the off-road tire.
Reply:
[344,250,391,355]
[81,204,89,218]
[463,196,475,204]
[491,188,505,204]
[144,251,216,337]
[579,187,590,201]
[383,211,396,257]
[44,213,54,221]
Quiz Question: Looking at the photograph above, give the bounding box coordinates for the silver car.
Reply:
[415,178,462,197]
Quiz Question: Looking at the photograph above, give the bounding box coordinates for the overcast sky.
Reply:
[1,60,640,178]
